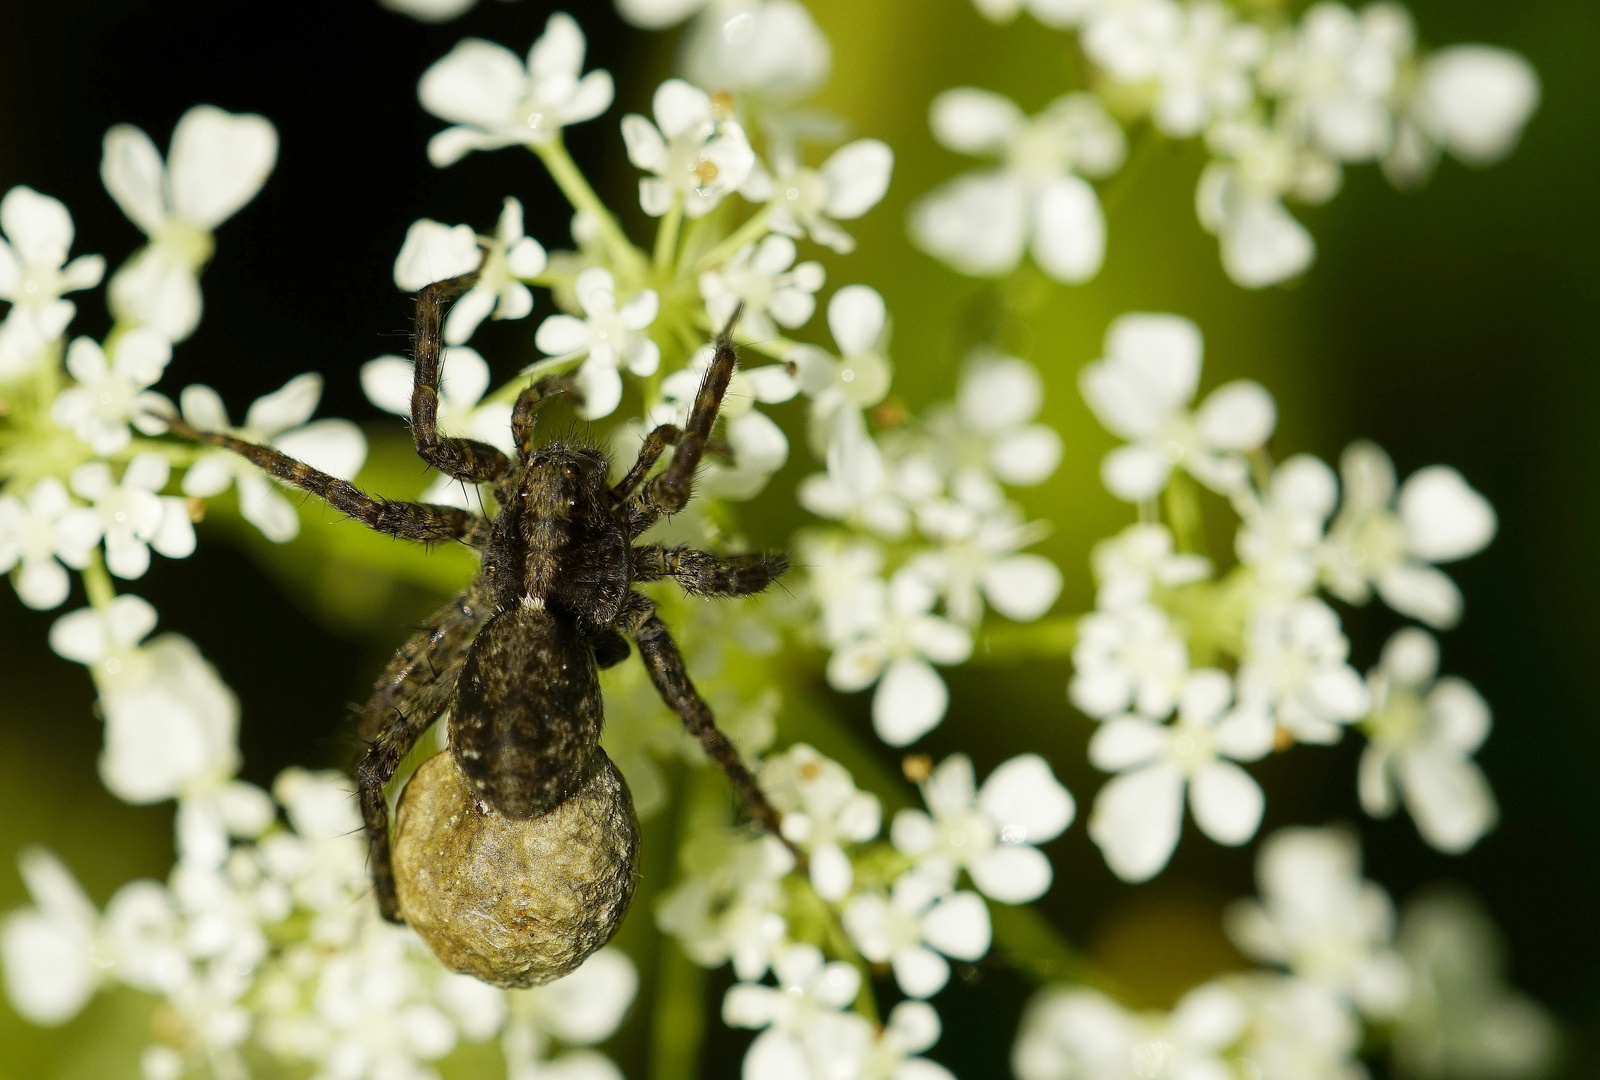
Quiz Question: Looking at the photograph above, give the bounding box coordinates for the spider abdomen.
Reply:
[449,607,603,817]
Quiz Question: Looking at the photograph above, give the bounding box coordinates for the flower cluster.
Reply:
[1071,311,1498,880]
[922,0,1540,287]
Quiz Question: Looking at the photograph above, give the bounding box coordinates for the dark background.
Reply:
[0,0,1595,1076]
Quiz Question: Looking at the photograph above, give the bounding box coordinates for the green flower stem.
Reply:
[81,551,115,610]
[653,201,684,273]
[648,941,708,1080]
[971,616,1080,662]
[694,207,772,273]
[532,139,647,280]
[1164,472,1205,557]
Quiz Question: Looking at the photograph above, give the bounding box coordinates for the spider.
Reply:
[167,273,790,983]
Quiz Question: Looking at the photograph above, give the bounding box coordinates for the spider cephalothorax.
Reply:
[169,275,789,986]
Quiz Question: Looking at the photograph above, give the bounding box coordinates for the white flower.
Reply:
[1079,312,1276,501]
[912,502,1062,626]
[622,79,755,218]
[393,217,481,293]
[791,284,894,451]
[1263,1,1416,162]
[723,943,873,1080]
[823,565,973,746]
[50,598,240,804]
[1225,826,1410,1018]
[1386,46,1540,186]
[1392,890,1559,1080]
[1148,2,1269,137]
[843,867,991,998]
[1090,523,1211,612]
[534,267,660,420]
[930,350,1063,490]
[1229,972,1365,1079]
[892,753,1075,904]
[56,454,196,580]
[419,14,615,166]
[0,848,100,1025]
[656,830,793,981]
[700,234,824,343]
[759,744,881,901]
[744,139,894,254]
[102,106,278,341]
[363,349,507,509]
[0,479,80,610]
[394,202,548,346]
[1089,668,1273,882]
[1013,980,1248,1080]
[50,329,173,456]
[1359,628,1497,853]
[680,0,833,103]
[1069,602,1189,721]
[0,186,104,379]
[1195,157,1318,288]
[1236,598,1370,746]
[862,1000,957,1080]
[1322,440,1496,628]
[181,374,367,541]
[1235,453,1338,599]
[912,89,1124,283]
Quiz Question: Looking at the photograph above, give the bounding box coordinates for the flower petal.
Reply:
[1397,466,1496,562]
[1089,763,1184,882]
[361,356,417,416]
[244,372,321,435]
[1189,761,1264,846]
[872,657,948,746]
[827,284,886,357]
[978,754,1075,842]
[100,127,168,237]
[823,139,894,219]
[167,107,278,230]
[419,39,526,128]
[929,88,1025,154]
[1030,176,1105,283]
[1196,380,1276,451]
[970,844,1053,904]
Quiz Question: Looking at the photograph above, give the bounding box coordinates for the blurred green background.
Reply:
[0,0,1595,1075]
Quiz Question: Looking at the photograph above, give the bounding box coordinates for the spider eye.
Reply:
[564,465,578,479]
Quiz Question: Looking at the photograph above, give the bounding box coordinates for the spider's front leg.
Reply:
[411,274,514,484]
[632,544,790,597]
[356,584,489,922]
[616,591,790,846]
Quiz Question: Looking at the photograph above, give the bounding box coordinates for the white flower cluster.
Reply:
[1014,825,1556,1080]
[0,767,637,1080]
[925,0,1539,287]
[1072,311,1498,880]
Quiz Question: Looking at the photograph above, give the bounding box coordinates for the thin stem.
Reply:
[649,941,708,1080]
[1163,472,1205,557]
[654,201,684,273]
[694,206,772,272]
[532,139,647,279]
[972,616,1080,663]
[81,551,115,609]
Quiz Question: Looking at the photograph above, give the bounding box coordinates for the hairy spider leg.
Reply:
[510,376,571,463]
[357,588,491,743]
[611,423,682,501]
[411,273,515,484]
[166,417,491,546]
[629,305,744,527]
[631,545,791,597]
[616,592,791,847]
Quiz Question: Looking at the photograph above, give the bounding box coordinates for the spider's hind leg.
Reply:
[632,545,790,598]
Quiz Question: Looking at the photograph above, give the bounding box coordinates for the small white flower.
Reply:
[362,349,507,509]
[50,329,174,456]
[744,138,894,254]
[912,89,1124,283]
[1149,2,1269,137]
[1236,598,1371,746]
[0,186,104,379]
[1195,157,1319,288]
[1392,890,1559,1079]
[892,753,1075,904]
[1322,440,1496,629]
[1359,628,1497,854]
[791,284,894,449]
[1235,453,1338,599]
[102,106,278,341]
[1263,1,1416,162]
[534,267,660,420]
[723,943,874,1080]
[930,350,1063,490]
[844,868,991,998]
[393,201,548,346]
[56,454,195,580]
[759,744,881,901]
[700,233,824,343]
[680,0,833,103]
[1386,46,1540,186]
[656,830,793,981]
[1069,602,1189,721]
[862,1000,957,1080]
[1226,826,1411,1018]
[1080,312,1277,501]
[912,502,1062,626]
[419,14,615,166]
[621,79,755,218]
[1090,523,1212,612]
[823,565,973,746]
[1089,669,1273,882]
[0,479,80,610]
[1229,973,1365,1079]
[0,847,100,1025]
[181,374,367,541]
[647,344,796,501]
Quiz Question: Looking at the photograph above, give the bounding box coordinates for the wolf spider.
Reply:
[169,273,790,923]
